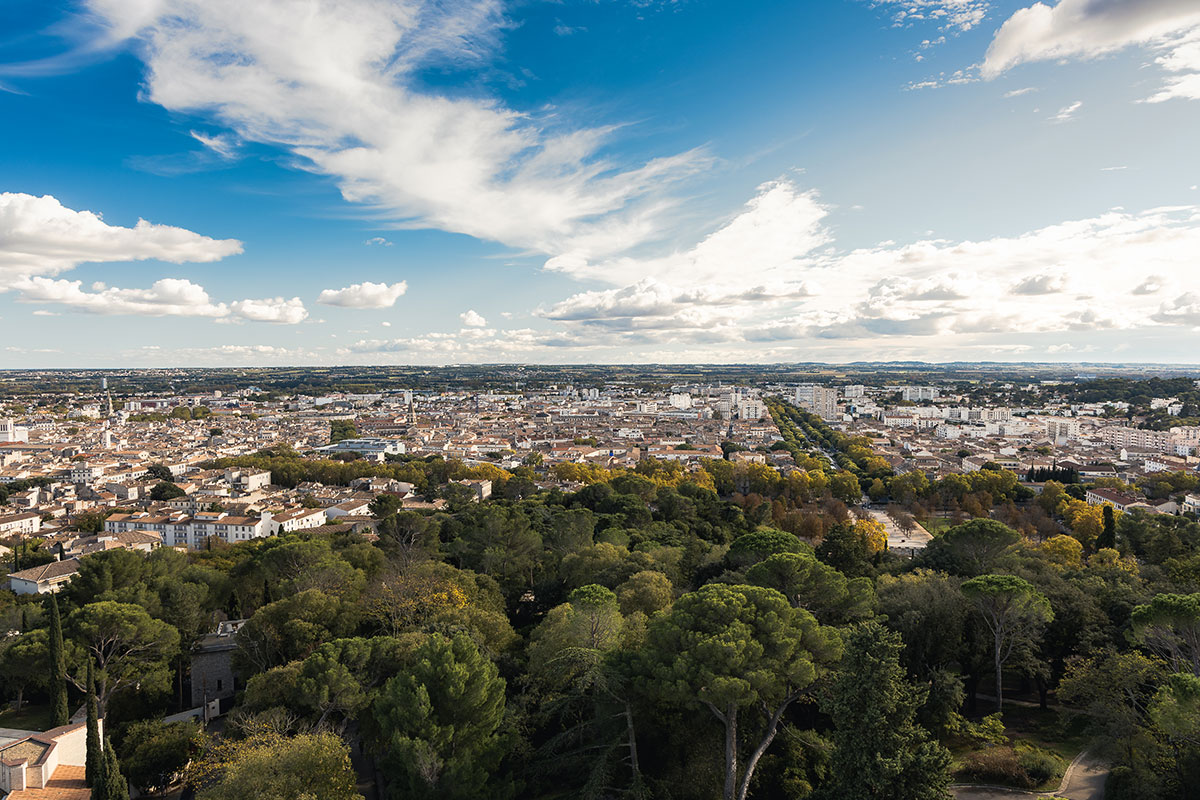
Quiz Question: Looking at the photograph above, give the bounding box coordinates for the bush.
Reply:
[1017,747,1060,786]
[957,746,1035,789]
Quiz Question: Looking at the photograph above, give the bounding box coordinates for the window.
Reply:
[216,679,223,691]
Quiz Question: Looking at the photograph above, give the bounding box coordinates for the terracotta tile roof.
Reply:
[5,764,89,799]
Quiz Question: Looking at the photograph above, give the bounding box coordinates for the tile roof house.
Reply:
[0,719,96,799]
[7,559,80,596]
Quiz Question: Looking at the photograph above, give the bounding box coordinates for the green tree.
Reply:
[746,551,875,624]
[1131,593,1200,676]
[98,734,130,800]
[369,493,404,519]
[830,471,863,505]
[151,481,187,502]
[145,463,173,482]
[961,575,1053,710]
[194,730,363,800]
[822,621,952,800]
[373,633,508,799]
[48,592,69,727]
[121,719,204,795]
[0,630,48,711]
[634,583,842,800]
[68,601,180,714]
[86,660,101,788]
[919,519,1021,576]
[1098,504,1117,551]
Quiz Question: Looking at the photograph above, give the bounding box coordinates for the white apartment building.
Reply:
[271,507,328,534]
[842,385,865,398]
[737,399,767,420]
[106,510,275,549]
[0,512,42,537]
[1046,419,1081,441]
[224,468,272,492]
[799,387,838,421]
[669,393,693,410]
[1100,426,1200,455]
[1183,494,1200,515]
[901,386,940,402]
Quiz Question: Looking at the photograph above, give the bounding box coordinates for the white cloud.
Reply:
[1004,86,1037,97]
[86,0,708,259]
[229,297,309,324]
[871,0,991,33]
[15,276,310,323]
[318,280,408,308]
[1010,273,1066,295]
[1152,292,1200,326]
[982,0,1200,101]
[364,237,393,246]
[545,179,831,287]
[1050,100,1082,122]
[532,176,1200,353]
[189,130,239,159]
[0,192,242,287]
[1145,33,1200,102]
[16,277,230,317]
[460,309,487,327]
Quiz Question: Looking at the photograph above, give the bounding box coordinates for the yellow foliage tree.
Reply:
[854,518,888,553]
[1040,534,1083,569]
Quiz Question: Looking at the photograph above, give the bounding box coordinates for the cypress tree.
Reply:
[1098,504,1117,551]
[48,593,69,727]
[86,661,101,788]
[99,735,129,800]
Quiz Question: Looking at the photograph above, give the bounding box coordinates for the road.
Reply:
[951,750,1106,800]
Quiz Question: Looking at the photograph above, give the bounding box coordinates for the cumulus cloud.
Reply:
[228,297,309,324]
[545,179,830,287]
[318,280,408,308]
[1133,275,1165,295]
[16,277,230,317]
[15,276,308,323]
[0,192,242,287]
[84,0,708,259]
[532,177,1200,353]
[460,309,487,327]
[1152,292,1200,326]
[1010,273,1066,295]
[982,0,1200,101]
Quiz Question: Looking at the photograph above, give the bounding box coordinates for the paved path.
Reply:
[951,750,1106,800]
[866,508,933,553]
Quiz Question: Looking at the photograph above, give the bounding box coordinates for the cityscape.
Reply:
[2,1,1200,800]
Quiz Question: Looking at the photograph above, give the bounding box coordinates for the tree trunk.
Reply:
[1035,674,1049,710]
[14,686,22,713]
[993,637,1004,712]
[723,703,738,800]
[736,696,797,800]
[622,701,641,788]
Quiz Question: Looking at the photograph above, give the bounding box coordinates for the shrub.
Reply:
[1017,747,1060,786]
[957,746,1034,789]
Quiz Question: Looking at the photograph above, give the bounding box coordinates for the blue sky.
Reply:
[1,0,1198,367]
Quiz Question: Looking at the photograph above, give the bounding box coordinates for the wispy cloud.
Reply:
[1050,100,1082,123]
[83,0,709,261]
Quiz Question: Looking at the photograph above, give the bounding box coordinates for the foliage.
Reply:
[372,633,509,799]
[121,719,204,794]
[822,621,952,800]
[192,729,363,800]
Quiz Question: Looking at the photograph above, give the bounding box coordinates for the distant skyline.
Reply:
[1,0,1198,367]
